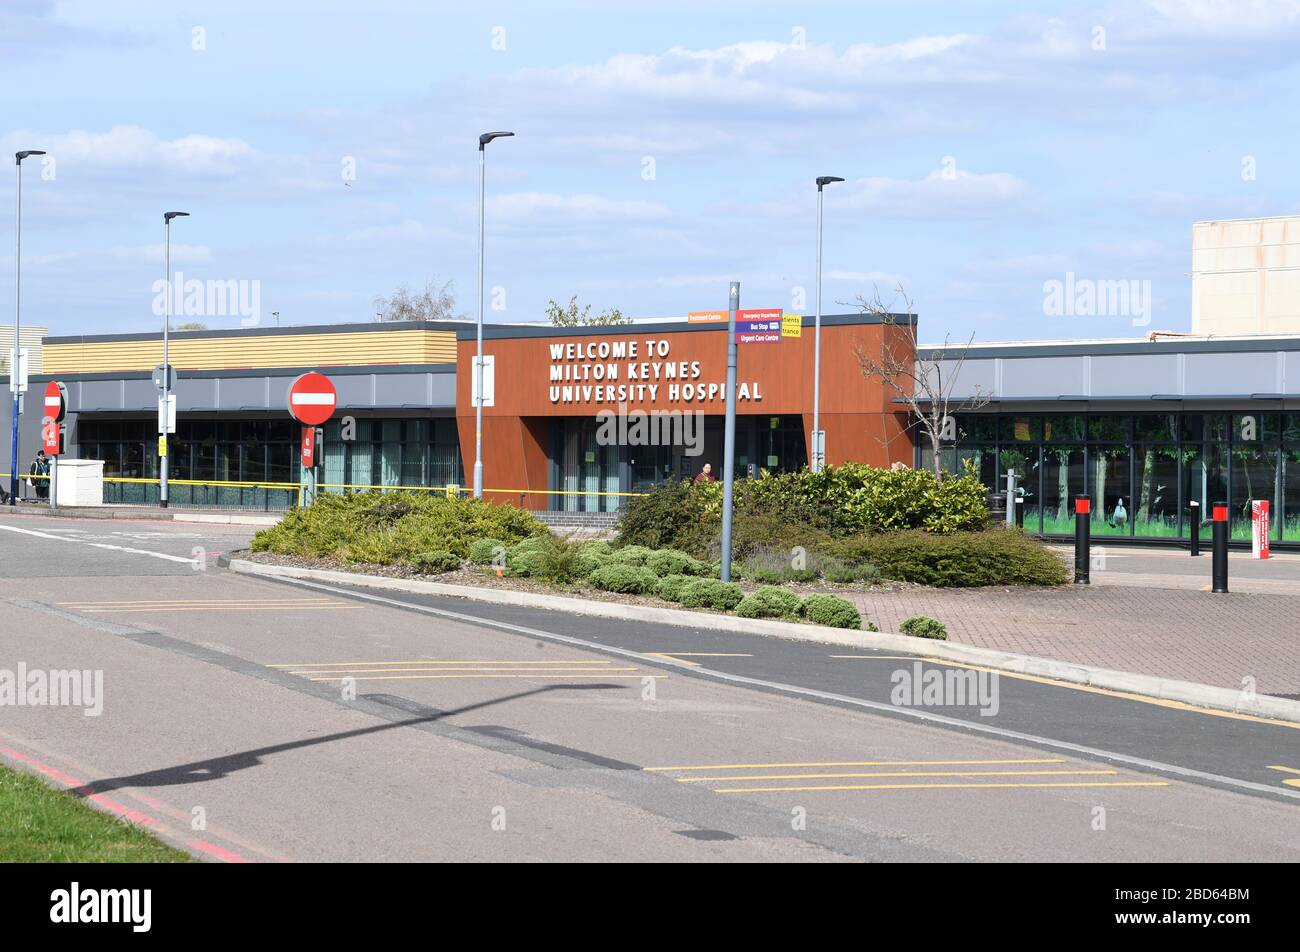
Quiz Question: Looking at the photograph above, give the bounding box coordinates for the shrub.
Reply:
[800,594,862,629]
[410,550,461,574]
[608,544,654,567]
[573,540,614,577]
[678,579,744,611]
[616,464,990,558]
[653,573,694,603]
[832,527,1068,587]
[645,548,708,578]
[899,616,948,640]
[250,491,546,566]
[589,563,659,595]
[735,585,802,619]
[505,534,583,582]
[468,538,506,565]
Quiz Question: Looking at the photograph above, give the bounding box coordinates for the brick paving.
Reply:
[841,582,1300,697]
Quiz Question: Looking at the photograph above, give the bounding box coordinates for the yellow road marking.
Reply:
[1266,765,1300,787]
[829,654,1300,731]
[645,758,1065,772]
[271,659,614,668]
[306,674,666,682]
[647,652,753,667]
[712,781,1169,793]
[675,769,1119,783]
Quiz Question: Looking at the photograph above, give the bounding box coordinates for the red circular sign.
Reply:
[43,380,67,424]
[287,372,337,426]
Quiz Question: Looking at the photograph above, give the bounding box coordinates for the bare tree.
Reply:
[545,295,630,327]
[374,278,463,322]
[852,284,991,479]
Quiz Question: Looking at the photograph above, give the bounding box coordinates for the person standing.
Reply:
[694,462,715,484]
[30,450,50,500]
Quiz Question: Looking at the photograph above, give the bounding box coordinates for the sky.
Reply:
[2,0,1299,344]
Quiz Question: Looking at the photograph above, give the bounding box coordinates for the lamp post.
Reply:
[9,150,45,506]
[812,175,843,473]
[473,130,513,500]
[160,211,189,508]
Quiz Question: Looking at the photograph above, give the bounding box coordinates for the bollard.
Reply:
[1189,500,1200,557]
[1211,501,1229,593]
[1014,492,1025,530]
[1073,493,1091,584]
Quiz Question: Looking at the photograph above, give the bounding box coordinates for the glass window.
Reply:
[1090,446,1131,536]
[1135,414,1178,443]
[1283,448,1300,542]
[1231,413,1279,445]
[1183,413,1229,443]
[1087,415,1129,443]
[1132,444,1179,538]
[999,445,1041,531]
[1041,445,1084,535]
[955,414,997,443]
[1230,444,1279,541]
[1044,415,1085,443]
[1182,443,1228,530]
[999,416,1041,443]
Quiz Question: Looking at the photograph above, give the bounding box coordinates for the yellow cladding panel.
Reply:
[42,329,457,374]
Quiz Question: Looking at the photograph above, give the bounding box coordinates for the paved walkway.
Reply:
[844,548,1300,698]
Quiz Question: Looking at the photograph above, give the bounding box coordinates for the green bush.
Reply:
[250,491,546,566]
[504,534,583,582]
[589,563,659,594]
[573,540,614,577]
[735,585,803,619]
[899,616,948,640]
[468,538,507,565]
[608,544,655,567]
[410,550,461,574]
[617,464,990,559]
[678,579,744,611]
[653,573,694,603]
[832,527,1067,587]
[645,548,708,578]
[800,594,862,629]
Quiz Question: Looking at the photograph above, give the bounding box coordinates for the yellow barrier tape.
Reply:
[0,473,646,497]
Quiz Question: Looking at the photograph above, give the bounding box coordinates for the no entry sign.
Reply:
[287,372,337,426]
[43,380,67,424]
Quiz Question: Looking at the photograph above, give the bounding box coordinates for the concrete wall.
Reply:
[1192,217,1300,335]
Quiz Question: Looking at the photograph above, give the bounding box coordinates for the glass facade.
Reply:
[78,415,463,509]
[941,411,1300,543]
[551,413,808,512]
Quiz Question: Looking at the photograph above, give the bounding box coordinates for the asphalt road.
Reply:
[2,512,1298,862]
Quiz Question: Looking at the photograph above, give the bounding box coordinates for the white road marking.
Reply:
[0,522,197,564]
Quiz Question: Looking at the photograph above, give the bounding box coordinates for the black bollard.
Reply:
[1014,493,1025,530]
[1189,500,1200,557]
[1211,501,1229,593]
[1074,493,1091,585]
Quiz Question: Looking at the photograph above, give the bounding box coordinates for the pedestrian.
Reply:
[30,450,50,501]
[694,462,715,483]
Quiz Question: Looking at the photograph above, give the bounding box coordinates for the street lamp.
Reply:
[812,175,843,473]
[473,130,513,500]
[160,211,190,508]
[9,149,45,506]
